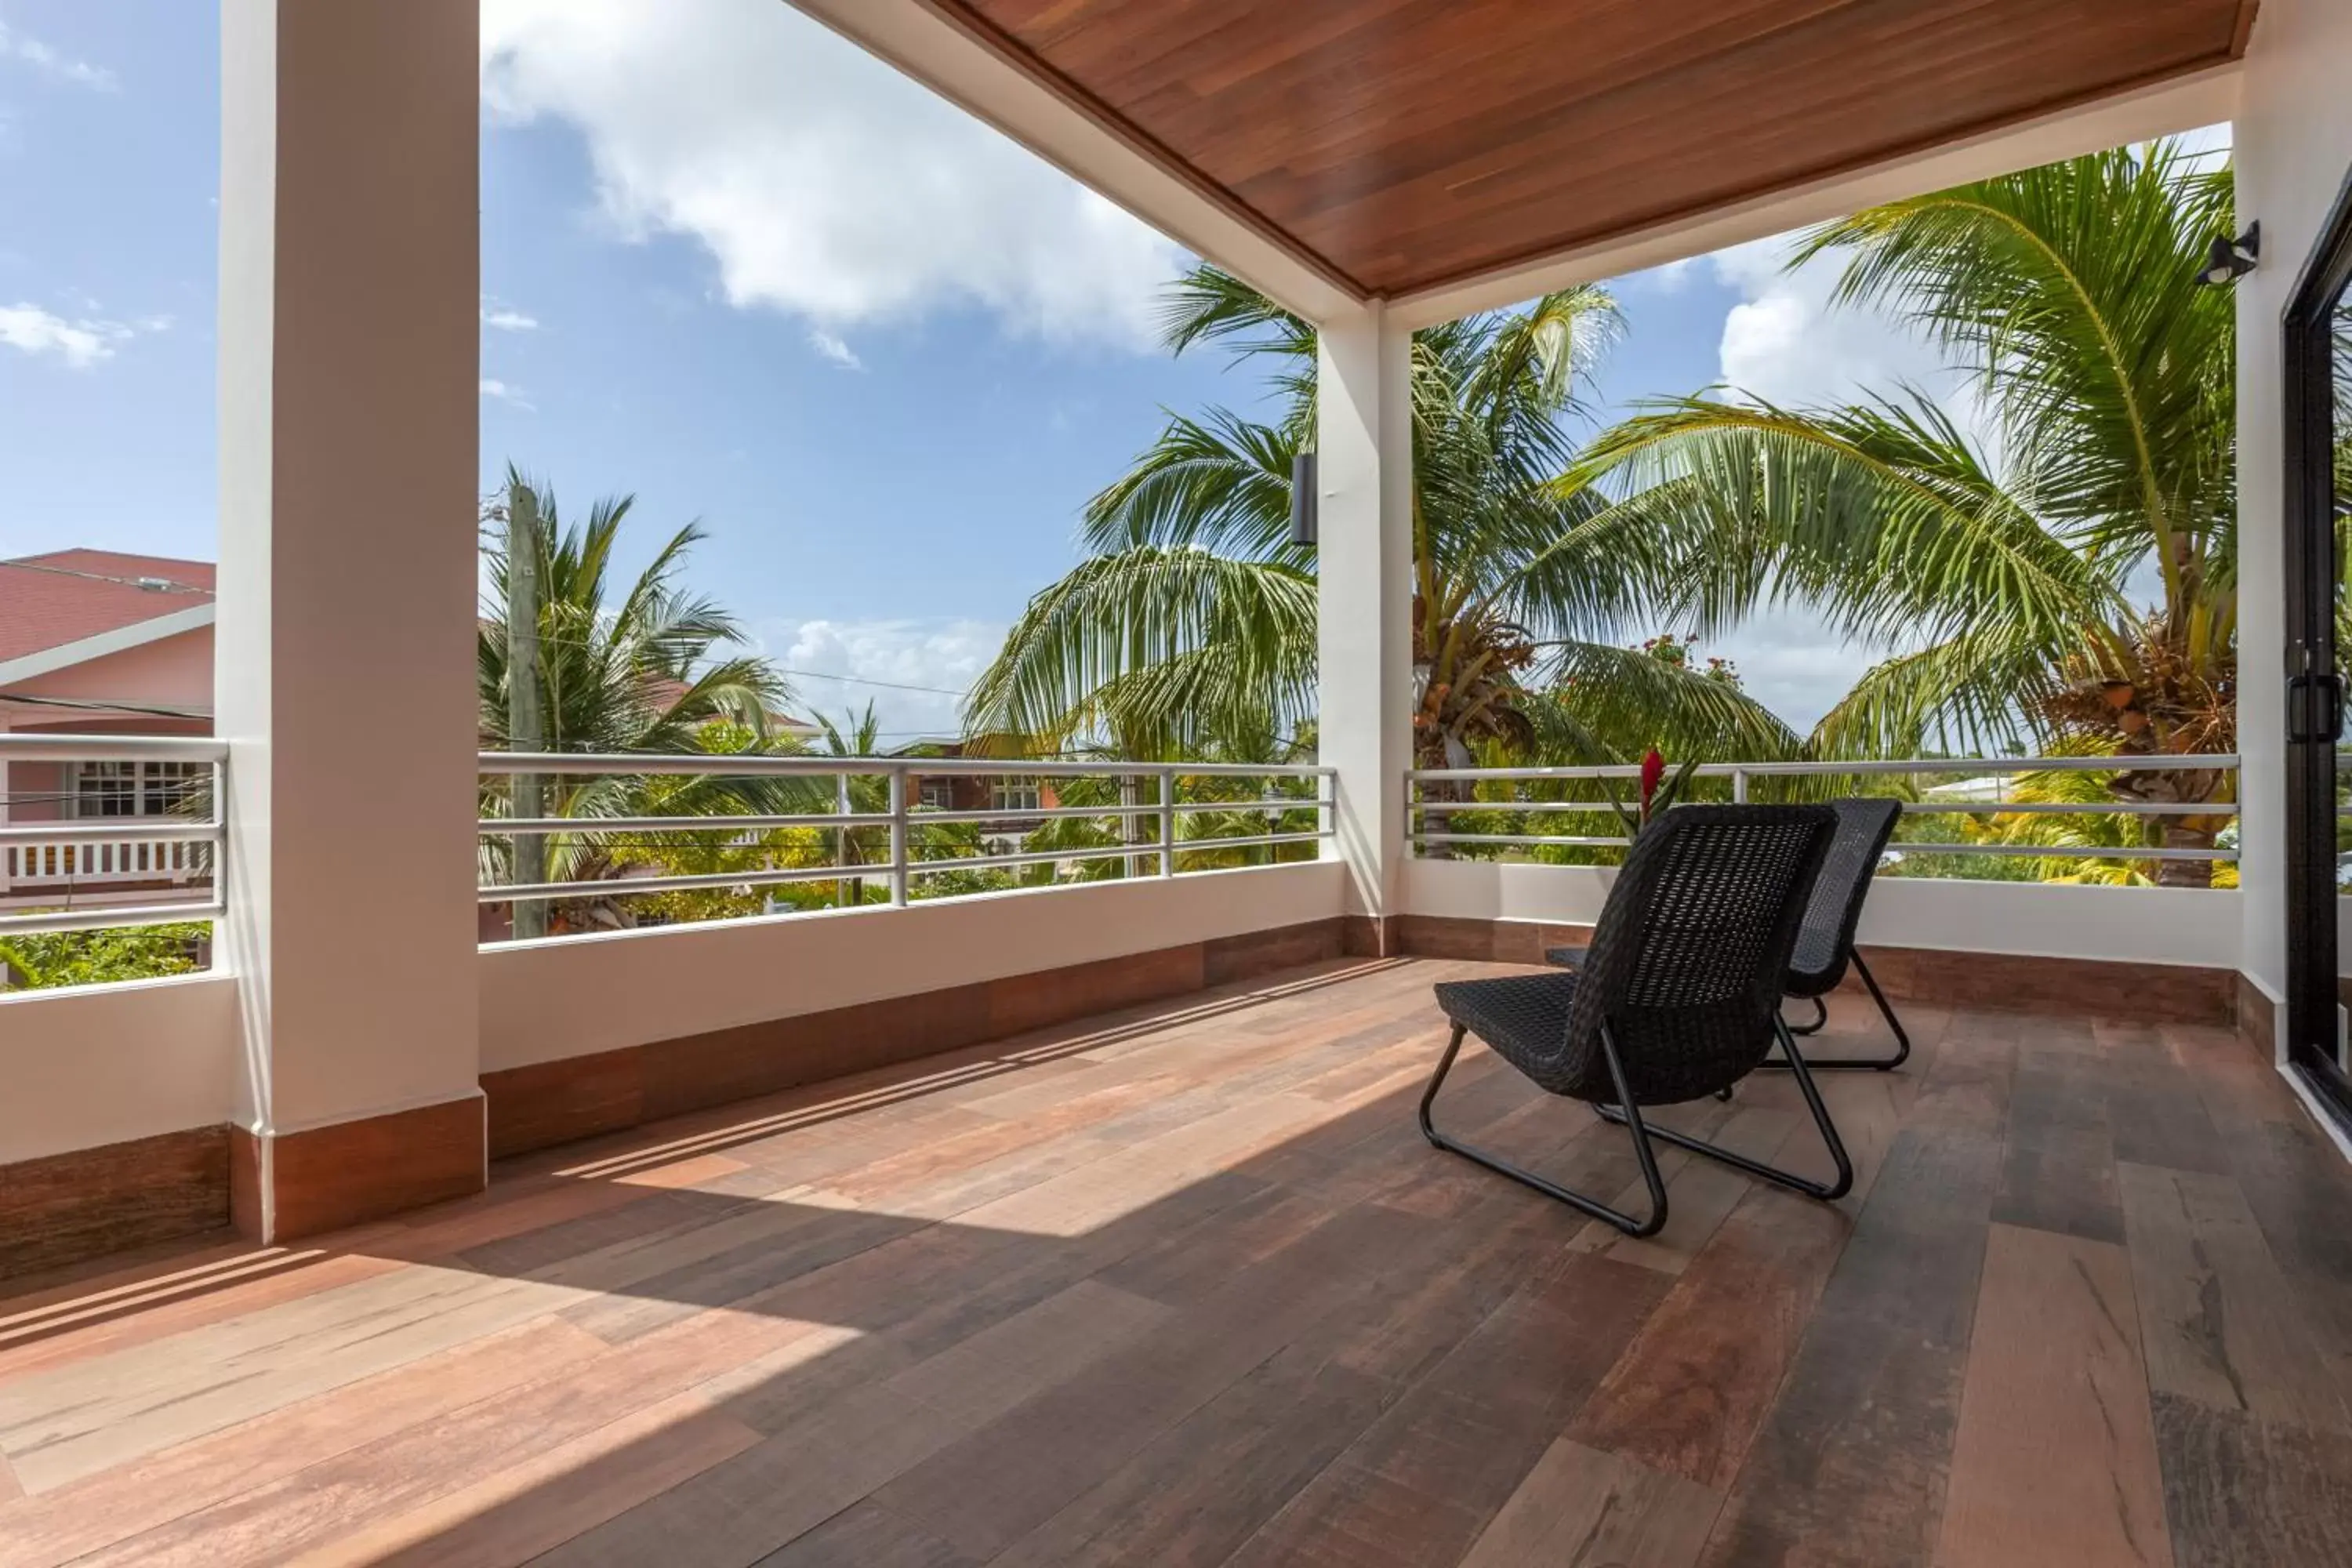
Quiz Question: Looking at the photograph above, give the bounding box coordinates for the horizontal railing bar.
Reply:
[1414,800,1621,815]
[1410,754,2239,782]
[481,813,848,837]
[909,830,1330,877]
[0,819,222,843]
[0,736,227,764]
[1888,842,2235,862]
[1413,799,2238,818]
[483,864,861,903]
[1167,830,1330,852]
[1896,801,2236,817]
[476,800,1320,836]
[0,901,223,936]
[1410,834,2233,862]
[913,803,1162,826]
[481,752,1330,780]
[1415,833,1631,848]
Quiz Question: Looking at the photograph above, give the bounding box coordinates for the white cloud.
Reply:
[0,19,117,92]
[758,616,1004,739]
[479,377,535,410]
[479,0,1185,350]
[481,297,539,332]
[0,301,138,367]
[808,327,861,370]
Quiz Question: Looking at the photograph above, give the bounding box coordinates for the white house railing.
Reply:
[0,735,227,935]
[479,752,1334,927]
[1409,755,2241,871]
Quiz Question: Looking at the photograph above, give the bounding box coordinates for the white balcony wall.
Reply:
[1405,859,2244,972]
[479,862,1345,1073]
[0,976,241,1164]
[2235,0,2352,1018]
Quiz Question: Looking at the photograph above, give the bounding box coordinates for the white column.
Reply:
[217,0,483,1214]
[1316,305,1415,946]
[2234,0,2352,1040]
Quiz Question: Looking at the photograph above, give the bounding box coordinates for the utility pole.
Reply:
[507,481,548,940]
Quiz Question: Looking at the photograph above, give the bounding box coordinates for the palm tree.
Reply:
[966,267,1800,780]
[1587,142,2238,884]
[479,470,814,929]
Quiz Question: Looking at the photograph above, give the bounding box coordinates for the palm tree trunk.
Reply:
[2115,766,2220,890]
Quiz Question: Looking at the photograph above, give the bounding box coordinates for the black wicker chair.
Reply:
[1420,804,1853,1237]
[1544,797,1910,1073]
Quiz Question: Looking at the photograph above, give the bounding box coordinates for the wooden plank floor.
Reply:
[4,956,2351,1567]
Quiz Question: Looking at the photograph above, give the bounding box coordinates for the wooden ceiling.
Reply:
[935,0,2259,300]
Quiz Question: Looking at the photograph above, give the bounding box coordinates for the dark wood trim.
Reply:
[1386,51,2246,306]
[483,919,1347,1160]
[0,1127,229,1283]
[905,0,1367,301]
[263,1097,486,1242]
[1390,915,2238,1026]
[2230,0,2263,56]
[228,1125,263,1243]
[2238,973,2279,1066]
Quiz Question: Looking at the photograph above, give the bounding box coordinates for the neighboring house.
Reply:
[894,738,1059,849]
[0,551,216,909]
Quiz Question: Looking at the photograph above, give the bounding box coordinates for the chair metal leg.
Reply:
[1418,1023,1670,1236]
[1596,1015,1854,1201]
[1781,994,1829,1036]
[1759,952,1911,1071]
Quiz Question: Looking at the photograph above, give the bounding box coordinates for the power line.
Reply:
[774,667,972,698]
[0,559,212,597]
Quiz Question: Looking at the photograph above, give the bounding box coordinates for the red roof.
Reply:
[0,550,216,666]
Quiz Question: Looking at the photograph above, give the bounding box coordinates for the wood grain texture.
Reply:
[265,1095,485,1241]
[2118,1161,2352,1433]
[2150,1393,2352,1568]
[943,0,2252,297]
[2,963,2347,1568]
[1460,1438,1720,1568]
[1935,1224,2172,1567]
[483,921,1348,1160]
[0,1127,229,1281]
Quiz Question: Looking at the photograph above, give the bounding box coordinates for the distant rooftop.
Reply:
[0,550,216,666]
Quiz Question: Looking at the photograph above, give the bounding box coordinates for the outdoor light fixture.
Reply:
[1289,451,1318,546]
[2199,221,2259,285]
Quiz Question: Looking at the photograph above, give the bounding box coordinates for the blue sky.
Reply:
[4,1,2165,738]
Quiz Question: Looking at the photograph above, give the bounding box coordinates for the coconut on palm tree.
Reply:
[965,266,1800,779]
[1588,141,2238,884]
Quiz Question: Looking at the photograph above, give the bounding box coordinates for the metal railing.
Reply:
[0,735,227,936]
[1409,755,2241,871]
[478,752,1334,924]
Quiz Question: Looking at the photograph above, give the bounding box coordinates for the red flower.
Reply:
[1638,748,1665,818]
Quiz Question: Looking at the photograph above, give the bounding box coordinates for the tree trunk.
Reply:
[2114,765,2220,890]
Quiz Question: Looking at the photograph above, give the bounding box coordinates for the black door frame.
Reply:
[2282,163,2352,1131]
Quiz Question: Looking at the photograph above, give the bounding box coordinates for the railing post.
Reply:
[887,767,909,907]
[1159,766,1177,877]
[835,771,854,908]
[1733,768,1748,804]
[1121,771,1144,880]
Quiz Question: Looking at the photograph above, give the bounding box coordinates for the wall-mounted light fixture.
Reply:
[2198,221,2259,286]
[1288,452,1317,546]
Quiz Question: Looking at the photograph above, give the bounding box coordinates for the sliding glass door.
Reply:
[2284,170,2352,1129]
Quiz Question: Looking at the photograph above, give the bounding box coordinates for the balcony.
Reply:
[5,2,2351,1565]
[2,956,2348,1565]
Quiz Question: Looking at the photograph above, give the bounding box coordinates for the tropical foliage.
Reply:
[1585,142,2238,883]
[965,265,1802,775]
[0,923,207,991]
[479,472,818,931]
